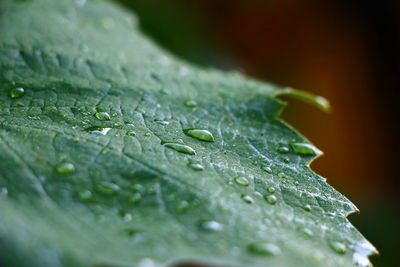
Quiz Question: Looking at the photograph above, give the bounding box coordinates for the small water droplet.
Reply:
[119,211,132,222]
[85,126,111,136]
[78,190,93,202]
[303,204,312,212]
[184,100,197,108]
[282,157,290,163]
[125,123,135,128]
[144,132,152,137]
[130,184,144,192]
[155,120,169,126]
[247,242,281,256]
[10,87,25,99]
[130,192,142,204]
[114,122,123,127]
[184,128,214,142]
[330,241,347,255]
[176,200,189,212]
[278,172,286,178]
[162,142,196,155]
[290,143,320,156]
[55,162,75,174]
[300,228,313,237]
[98,182,120,195]
[234,176,250,187]
[0,187,8,197]
[277,146,290,154]
[267,187,276,193]
[95,111,110,121]
[241,194,254,204]
[188,162,204,171]
[198,220,223,232]
[127,130,136,136]
[261,166,272,173]
[265,195,277,205]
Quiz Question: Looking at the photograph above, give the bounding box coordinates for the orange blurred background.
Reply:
[119,0,399,265]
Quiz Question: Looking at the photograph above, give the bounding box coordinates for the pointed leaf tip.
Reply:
[273,87,332,112]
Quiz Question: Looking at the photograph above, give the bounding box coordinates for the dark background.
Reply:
[117,0,400,266]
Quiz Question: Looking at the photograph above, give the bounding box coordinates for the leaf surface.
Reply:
[0,0,375,266]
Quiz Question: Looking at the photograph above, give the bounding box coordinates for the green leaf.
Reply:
[0,0,375,266]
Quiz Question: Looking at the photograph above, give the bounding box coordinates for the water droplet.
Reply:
[95,111,110,121]
[130,184,144,193]
[247,242,281,256]
[144,132,152,137]
[290,143,320,156]
[198,220,223,232]
[129,192,142,204]
[10,87,25,99]
[127,131,136,136]
[0,187,8,197]
[234,176,250,187]
[98,182,120,195]
[85,126,111,136]
[282,157,290,163]
[303,204,311,212]
[119,211,132,222]
[184,128,214,142]
[184,100,197,108]
[330,241,347,255]
[155,120,169,126]
[265,195,277,205]
[55,162,75,174]
[78,190,93,202]
[300,228,313,237]
[277,146,290,154]
[261,166,272,173]
[162,142,196,155]
[114,122,123,127]
[176,200,189,212]
[188,162,204,171]
[278,172,286,178]
[241,194,254,204]
[267,187,276,193]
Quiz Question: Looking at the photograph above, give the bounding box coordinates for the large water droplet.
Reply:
[241,194,254,204]
[277,146,290,154]
[290,143,320,156]
[162,142,196,155]
[95,111,110,121]
[85,126,111,136]
[265,195,277,205]
[184,129,214,142]
[234,176,250,187]
[330,241,347,254]
[247,242,281,256]
[55,162,75,174]
[184,100,197,108]
[98,182,120,195]
[9,87,25,99]
[198,220,223,232]
[188,162,204,171]
[278,172,286,178]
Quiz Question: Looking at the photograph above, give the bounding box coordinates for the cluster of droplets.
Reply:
[7,89,353,261]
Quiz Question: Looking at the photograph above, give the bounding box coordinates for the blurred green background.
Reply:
[117,0,400,266]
